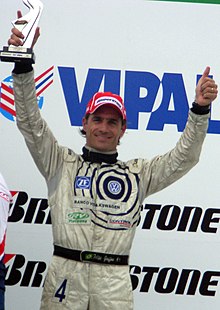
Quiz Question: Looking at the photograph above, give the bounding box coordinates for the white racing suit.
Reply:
[13,70,209,310]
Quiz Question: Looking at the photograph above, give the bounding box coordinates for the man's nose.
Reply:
[99,121,109,133]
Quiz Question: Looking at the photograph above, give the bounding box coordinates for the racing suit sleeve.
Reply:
[12,70,64,181]
[138,111,209,201]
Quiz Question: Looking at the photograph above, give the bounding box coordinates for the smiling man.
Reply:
[7,18,218,310]
[82,92,126,152]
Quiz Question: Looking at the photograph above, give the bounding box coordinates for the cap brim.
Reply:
[90,102,125,119]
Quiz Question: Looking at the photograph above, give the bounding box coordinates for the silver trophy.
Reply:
[0,0,43,64]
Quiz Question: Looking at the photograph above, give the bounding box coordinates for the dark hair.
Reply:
[80,114,89,136]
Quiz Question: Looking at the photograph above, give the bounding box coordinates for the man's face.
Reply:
[82,105,126,152]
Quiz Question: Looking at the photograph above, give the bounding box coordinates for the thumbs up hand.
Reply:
[195,66,218,106]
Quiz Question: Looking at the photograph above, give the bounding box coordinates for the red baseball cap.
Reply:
[85,92,126,120]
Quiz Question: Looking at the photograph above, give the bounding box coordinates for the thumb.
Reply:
[31,26,40,48]
[202,66,210,78]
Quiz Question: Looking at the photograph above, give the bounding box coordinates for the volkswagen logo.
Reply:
[108,181,121,194]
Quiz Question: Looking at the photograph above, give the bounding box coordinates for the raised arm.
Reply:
[139,68,218,200]
[9,11,65,181]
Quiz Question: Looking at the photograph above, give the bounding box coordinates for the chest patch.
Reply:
[66,210,91,225]
[75,176,91,190]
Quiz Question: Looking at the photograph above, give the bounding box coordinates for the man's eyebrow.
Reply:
[92,115,119,121]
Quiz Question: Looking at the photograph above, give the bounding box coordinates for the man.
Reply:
[8,21,218,310]
[0,173,11,310]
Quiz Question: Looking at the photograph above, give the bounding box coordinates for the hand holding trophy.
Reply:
[0,0,43,64]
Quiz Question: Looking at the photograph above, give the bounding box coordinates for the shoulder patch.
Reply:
[126,158,143,173]
[63,147,77,162]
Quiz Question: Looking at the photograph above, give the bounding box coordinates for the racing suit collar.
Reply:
[82,146,118,164]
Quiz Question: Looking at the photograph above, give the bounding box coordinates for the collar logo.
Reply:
[0,66,54,121]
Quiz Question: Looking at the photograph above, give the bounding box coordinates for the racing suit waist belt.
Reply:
[53,245,129,265]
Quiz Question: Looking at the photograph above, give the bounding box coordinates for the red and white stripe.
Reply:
[0,82,15,116]
[0,66,54,117]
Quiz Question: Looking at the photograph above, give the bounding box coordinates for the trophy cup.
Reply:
[0,0,43,64]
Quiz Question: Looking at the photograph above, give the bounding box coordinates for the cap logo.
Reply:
[94,96,123,110]
[86,92,126,121]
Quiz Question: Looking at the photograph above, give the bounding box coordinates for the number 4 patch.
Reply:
[52,278,69,304]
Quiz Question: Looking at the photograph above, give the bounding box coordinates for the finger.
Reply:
[8,29,24,46]
[11,27,24,39]
[202,85,217,95]
[202,79,217,90]
[8,37,23,46]
[202,87,218,99]
[17,10,22,19]
[208,86,218,95]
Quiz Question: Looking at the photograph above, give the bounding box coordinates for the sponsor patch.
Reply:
[73,196,125,214]
[108,180,122,195]
[66,211,91,224]
[75,176,91,190]
[108,219,132,228]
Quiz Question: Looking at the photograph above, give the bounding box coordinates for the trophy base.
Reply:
[0,46,35,64]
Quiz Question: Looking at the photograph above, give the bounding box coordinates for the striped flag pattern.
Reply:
[0,81,15,116]
[0,65,54,118]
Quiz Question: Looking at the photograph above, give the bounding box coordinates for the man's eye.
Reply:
[110,120,117,125]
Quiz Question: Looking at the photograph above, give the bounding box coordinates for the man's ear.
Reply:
[82,117,87,132]
[120,123,126,139]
